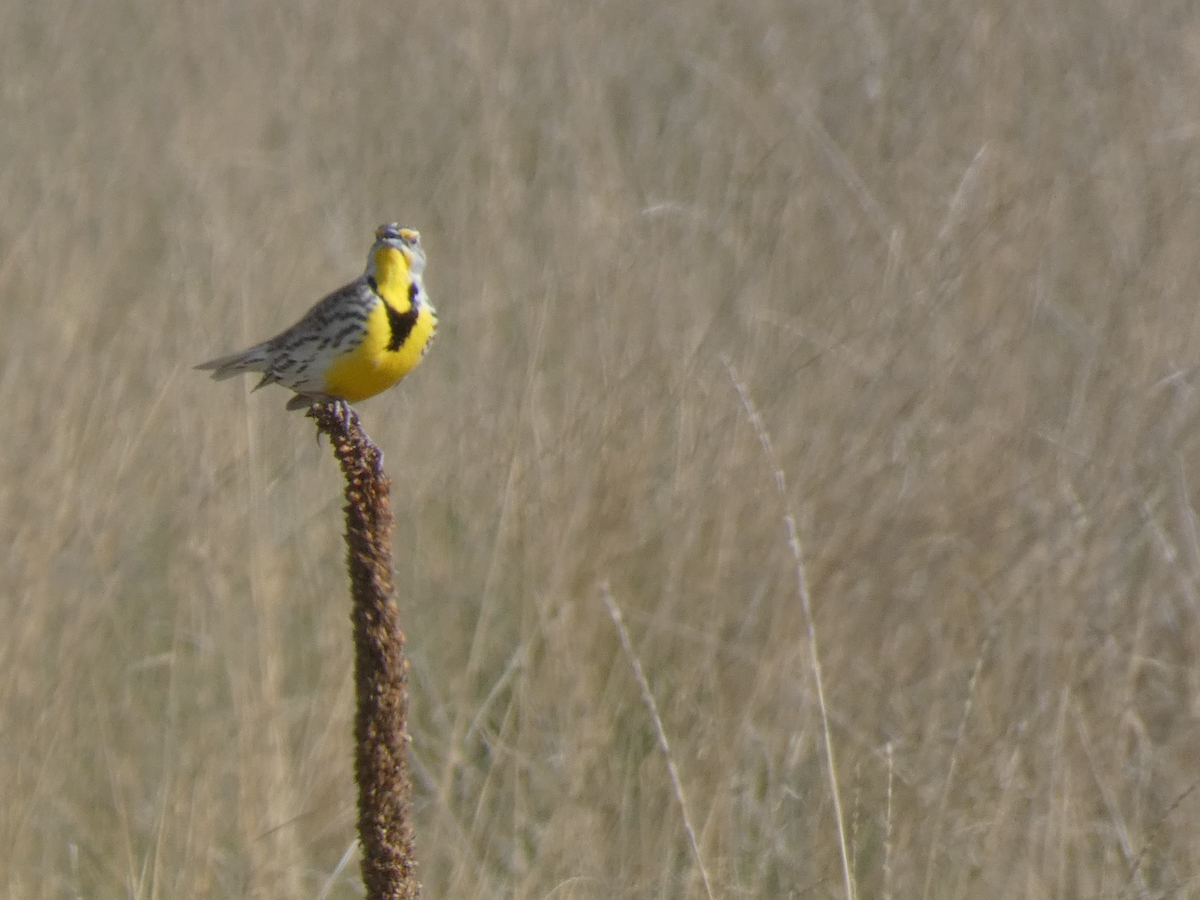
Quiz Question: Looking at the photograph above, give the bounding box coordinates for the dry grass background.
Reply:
[3,0,1200,897]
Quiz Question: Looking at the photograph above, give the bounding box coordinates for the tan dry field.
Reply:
[4,0,1200,897]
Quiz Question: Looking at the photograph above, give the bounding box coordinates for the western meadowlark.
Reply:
[196,223,437,410]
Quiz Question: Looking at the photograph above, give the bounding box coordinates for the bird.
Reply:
[196,223,437,411]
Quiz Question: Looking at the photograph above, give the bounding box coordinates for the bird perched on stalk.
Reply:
[197,223,436,410]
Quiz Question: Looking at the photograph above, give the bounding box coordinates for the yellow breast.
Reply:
[322,246,436,402]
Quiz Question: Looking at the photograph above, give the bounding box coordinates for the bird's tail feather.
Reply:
[194,346,271,380]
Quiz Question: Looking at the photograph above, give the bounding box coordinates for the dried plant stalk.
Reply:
[308,401,420,900]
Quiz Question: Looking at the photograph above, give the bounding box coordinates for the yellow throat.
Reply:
[321,243,437,402]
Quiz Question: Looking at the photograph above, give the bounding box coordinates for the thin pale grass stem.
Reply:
[463,643,527,750]
[1071,698,1152,899]
[67,843,81,900]
[920,630,992,900]
[602,584,716,900]
[723,359,855,900]
[316,840,361,900]
[1049,689,1070,900]
[933,145,989,249]
[850,758,862,883]
[883,742,894,900]
[776,97,894,250]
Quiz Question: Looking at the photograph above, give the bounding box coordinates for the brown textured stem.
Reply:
[308,401,420,900]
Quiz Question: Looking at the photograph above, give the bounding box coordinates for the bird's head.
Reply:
[370,223,425,279]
